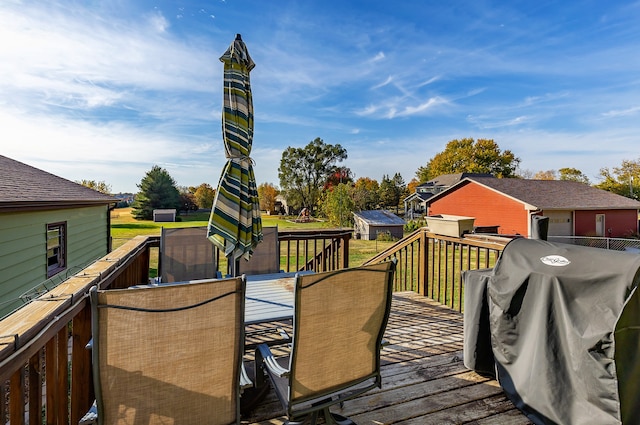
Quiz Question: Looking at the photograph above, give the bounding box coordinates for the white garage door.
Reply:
[544,211,573,236]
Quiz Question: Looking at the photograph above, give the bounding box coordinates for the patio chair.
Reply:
[237,226,280,276]
[159,226,219,283]
[255,260,396,425]
[87,276,245,425]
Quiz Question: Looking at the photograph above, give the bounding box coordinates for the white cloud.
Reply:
[372,76,393,90]
[372,51,385,62]
[0,2,214,102]
[1,106,224,193]
[602,106,640,118]
[467,114,530,129]
[149,11,170,32]
[391,97,448,118]
[357,95,448,119]
[417,76,440,88]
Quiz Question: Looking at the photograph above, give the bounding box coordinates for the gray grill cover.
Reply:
[468,238,640,425]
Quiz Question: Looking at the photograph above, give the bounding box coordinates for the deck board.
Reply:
[243,291,532,425]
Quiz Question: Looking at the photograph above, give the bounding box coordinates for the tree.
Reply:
[516,169,535,179]
[558,167,590,185]
[393,173,408,207]
[406,178,420,195]
[323,166,354,191]
[352,177,380,211]
[77,179,111,194]
[320,183,355,227]
[278,137,348,213]
[179,189,198,213]
[379,173,405,212]
[193,183,216,209]
[595,159,640,199]
[416,138,520,181]
[533,170,557,180]
[131,165,181,220]
[258,182,279,213]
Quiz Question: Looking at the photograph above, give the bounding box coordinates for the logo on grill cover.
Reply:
[540,255,571,267]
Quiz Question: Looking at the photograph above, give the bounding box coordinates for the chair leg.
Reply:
[322,408,355,425]
[284,414,313,425]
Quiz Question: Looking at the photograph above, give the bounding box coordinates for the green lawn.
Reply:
[111,207,396,266]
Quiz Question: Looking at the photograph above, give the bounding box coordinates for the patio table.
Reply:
[138,271,308,326]
[244,272,297,325]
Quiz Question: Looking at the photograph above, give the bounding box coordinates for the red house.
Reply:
[425,177,640,238]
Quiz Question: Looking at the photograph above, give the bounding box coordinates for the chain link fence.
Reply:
[548,236,640,252]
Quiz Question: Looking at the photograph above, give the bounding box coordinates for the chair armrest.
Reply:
[79,400,97,424]
[256,343,289,377]
[240,363,253,389]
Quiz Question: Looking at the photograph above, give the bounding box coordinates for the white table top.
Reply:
[244,272,298,324]
[137,271,309,325]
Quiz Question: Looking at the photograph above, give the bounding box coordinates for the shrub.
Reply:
[376,231,396,242]
[404,219,424,233]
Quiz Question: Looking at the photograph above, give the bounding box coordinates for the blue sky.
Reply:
[2,0,640,193]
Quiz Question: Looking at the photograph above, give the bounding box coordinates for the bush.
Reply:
[404,219,424,233]
[376,231,396,242]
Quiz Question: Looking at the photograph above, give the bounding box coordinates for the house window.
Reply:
[47,222,67,277]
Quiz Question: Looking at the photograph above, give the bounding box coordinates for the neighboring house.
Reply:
[353,210,405,240]
[404,173,493,216]
[274,194,290,215]
[425,176,640,238]
[0,155,116,317]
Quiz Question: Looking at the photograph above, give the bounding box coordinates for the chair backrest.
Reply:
[160,226,218,283]
[237,226,279,276]
[288,261,395,404]
[90,277,245,425]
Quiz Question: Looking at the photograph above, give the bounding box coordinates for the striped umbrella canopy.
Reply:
[207,34,262,274]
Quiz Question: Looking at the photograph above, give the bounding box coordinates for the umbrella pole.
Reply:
[228,257,240,277]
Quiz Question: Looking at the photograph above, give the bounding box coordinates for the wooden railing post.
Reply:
[71,302,93,425]
[417,229,428,296]
[10,367,24,425]
[341,232,349,269]
[28,352,42,425]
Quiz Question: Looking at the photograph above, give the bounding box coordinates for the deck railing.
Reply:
[0,228,506,424]
[277,228,351,272]
[0,235,159,425]
[365,228,509,312]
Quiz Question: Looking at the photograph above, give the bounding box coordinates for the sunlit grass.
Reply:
[111,207,400,270]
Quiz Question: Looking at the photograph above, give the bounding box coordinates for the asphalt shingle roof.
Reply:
[0,155,116,208]
[427,173,494,188]
[468,177,640,210]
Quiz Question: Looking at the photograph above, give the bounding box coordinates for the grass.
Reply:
[111,207,397,267]
[110,208,493,310]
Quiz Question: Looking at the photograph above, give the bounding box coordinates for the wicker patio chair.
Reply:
[255,260,396,425]
[88,276,245,425]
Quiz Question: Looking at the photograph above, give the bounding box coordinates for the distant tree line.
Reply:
[92,136,640,222]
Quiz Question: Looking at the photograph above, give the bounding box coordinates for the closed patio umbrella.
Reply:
[208,34,262,276]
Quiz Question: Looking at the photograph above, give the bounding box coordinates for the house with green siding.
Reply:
[0,155,116,317]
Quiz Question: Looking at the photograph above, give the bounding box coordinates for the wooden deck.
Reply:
[242,291,533,425]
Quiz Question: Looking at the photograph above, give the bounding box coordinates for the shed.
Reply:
[353,210,405,240]
[153,209,177,222]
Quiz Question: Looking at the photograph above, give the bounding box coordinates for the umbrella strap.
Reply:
[227,155,255,166]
